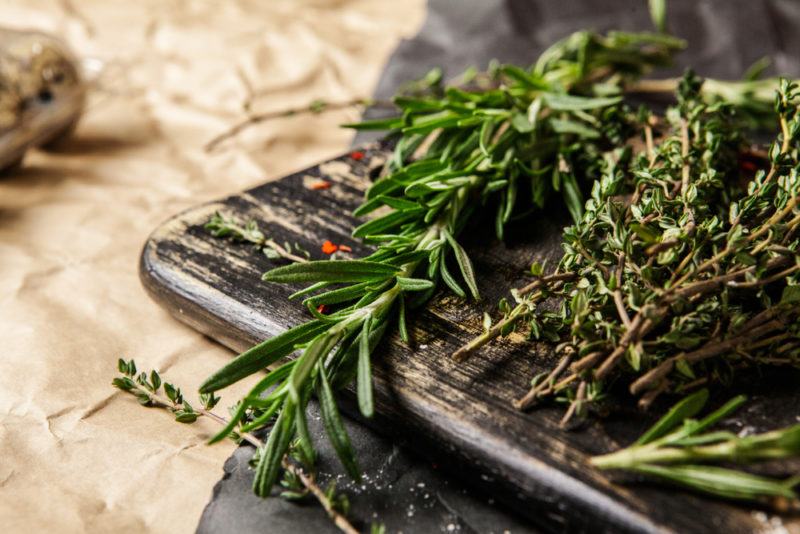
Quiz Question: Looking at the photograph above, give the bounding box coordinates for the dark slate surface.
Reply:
[198,401,538,534]
[190,1,800,533]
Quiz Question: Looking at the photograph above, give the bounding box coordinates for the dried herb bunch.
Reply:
[458,74,800,425]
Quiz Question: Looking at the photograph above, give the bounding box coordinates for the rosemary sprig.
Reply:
[593,389,800,504]
[112,359,361,534]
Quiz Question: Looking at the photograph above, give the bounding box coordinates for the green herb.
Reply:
[198,28,688,501]
[122,2,800,519]
[112,359,361,534]
[457,74,800,427]
[593,390,800,504]
[206,211,310,263]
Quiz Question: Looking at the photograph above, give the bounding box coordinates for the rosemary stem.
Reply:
[591,438,796,470]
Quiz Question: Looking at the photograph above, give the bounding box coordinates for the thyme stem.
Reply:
[452,272,576,363]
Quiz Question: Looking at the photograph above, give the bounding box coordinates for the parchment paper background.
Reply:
[0,1,423,532]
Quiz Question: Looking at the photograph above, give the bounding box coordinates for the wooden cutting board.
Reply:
[140,141,799,534]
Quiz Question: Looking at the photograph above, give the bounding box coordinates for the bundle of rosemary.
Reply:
[196,28,689,498]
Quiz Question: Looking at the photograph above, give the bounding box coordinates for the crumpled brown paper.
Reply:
[0,1,423,532]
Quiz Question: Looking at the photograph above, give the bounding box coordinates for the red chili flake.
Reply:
[321,240,338,254]
[316,304,329,314]
[739,159,757,172]
[308,180,331,190]
[338,245,352,252]
[350,150,365,161]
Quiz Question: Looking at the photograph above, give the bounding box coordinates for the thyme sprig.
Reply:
[206,211,310,263]
[593,389,800,505]
[112,359,361,534]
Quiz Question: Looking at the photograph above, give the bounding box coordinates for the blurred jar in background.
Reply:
[0,28,86,171]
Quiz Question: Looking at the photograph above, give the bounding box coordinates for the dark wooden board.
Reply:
[140,141,799,534]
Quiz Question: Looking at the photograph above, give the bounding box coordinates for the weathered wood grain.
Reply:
[140,141,799,534]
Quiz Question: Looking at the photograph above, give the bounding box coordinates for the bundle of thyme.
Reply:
[458,75,800,425]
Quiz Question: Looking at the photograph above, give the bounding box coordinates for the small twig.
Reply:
[644,121,657,166]
[629,318,787,395]
[514,348,574,410]
[594,311,655,380]
[559,380,587,428]
[516,372,580,410]
[645,238,679,256]
[452,307,526,363]
[637,379,670,411]
[679,118,696,236]
[627,78,680,94]
[570,351,604,373]
[452,272,576,362]
[727,263,800,289]
[672,256,792,300]
[517,272,577,296]
[205,98,395,152]
[613,253,632,329]
[264,238,310,264]
[577,244,611,278]
[673,194,799,288]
